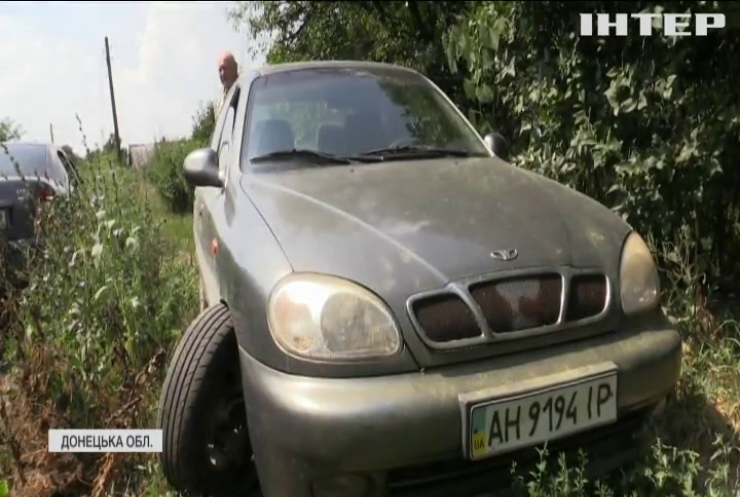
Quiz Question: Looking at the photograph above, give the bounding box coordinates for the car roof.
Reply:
[245,60,422,80]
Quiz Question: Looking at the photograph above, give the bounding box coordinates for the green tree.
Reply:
[443,0,740,288]
[60,145,81,165]
[85,133,128,165]
[191,101,216,146]
[229,1,473,99]
[0,118,23,142]
[103,133,128,164]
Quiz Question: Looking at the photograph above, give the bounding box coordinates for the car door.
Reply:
[194,84,240,302]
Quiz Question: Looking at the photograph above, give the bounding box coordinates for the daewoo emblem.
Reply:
[490,249,518,261]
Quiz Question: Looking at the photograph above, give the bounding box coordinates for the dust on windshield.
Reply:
[243,67,490,163]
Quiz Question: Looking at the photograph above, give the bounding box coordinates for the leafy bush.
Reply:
[444,1,740,293]
[0,151,197,496]
[0,118,22,142]
[146,101,215,214]
[145,138,200,214]
[191,101,216,145]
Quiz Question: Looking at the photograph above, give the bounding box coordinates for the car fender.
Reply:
[194,233,221,306]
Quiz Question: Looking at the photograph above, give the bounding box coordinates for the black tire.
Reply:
[158,302,259,496]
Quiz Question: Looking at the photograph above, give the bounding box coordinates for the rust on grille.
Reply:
[412,294,481,342]
[470,274,562,333]
[409,271,609,346]
[566,274,608,321]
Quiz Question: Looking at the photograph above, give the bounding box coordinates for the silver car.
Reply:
[158,61,681,497]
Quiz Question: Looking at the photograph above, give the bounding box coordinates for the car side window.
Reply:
[43,150,68,187]
[210,84,238,151]
[217,106,235,176]
[56,151,79,186]
[214,86,241,184]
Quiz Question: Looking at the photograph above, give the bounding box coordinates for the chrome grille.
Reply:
[408,270,609,346]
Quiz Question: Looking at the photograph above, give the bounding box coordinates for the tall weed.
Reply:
[146,101,214,214]
[0,149,197,496]
[145,138,200,214]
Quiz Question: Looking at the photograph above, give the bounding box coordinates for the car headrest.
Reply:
[317,123,346,155]
[343,113,386,154]
[252,119,295,157]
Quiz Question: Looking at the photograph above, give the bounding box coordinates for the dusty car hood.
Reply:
[241,157,630,297]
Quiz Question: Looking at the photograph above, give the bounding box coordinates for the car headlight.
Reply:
[267,273,402,360]
[619,231,661,315]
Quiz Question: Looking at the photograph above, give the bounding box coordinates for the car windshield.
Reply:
[244,66,490,165]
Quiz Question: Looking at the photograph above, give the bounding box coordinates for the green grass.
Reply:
[120,173,195,497]
[161,214,194,253]
[98,170,195,497]
[133,174,194,254]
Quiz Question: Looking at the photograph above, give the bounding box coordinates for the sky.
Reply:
[0,1,265,155]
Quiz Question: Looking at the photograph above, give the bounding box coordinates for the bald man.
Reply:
[217,51,239,112]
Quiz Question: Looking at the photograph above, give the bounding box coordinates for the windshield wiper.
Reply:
[358,145,479,158]
[250,149,353,165]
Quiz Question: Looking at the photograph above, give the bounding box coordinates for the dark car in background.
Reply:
[0,142,77,287]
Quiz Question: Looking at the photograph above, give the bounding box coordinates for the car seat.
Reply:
[316,123,346,156]
[343,112,386,154]
[251,119,296,157]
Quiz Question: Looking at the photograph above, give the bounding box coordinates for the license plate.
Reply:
[460,363,618,461]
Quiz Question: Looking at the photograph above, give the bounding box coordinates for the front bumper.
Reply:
[240,325,681,497]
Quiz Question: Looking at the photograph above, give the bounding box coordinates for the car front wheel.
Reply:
[158,302,259,496]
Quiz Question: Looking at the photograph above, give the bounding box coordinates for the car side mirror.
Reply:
[183,148,223,188]
[484,132,510,161]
